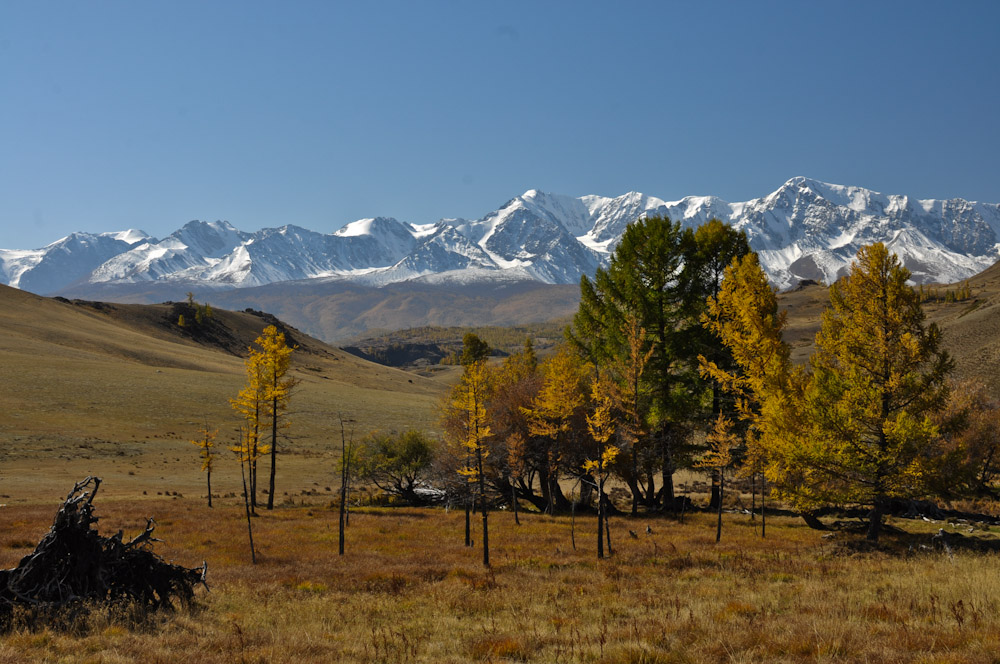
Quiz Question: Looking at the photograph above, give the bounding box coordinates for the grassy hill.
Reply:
[778,265,1000,396]
[59,279,584,344]
[4,256,1000,507]
[0,285,448,503]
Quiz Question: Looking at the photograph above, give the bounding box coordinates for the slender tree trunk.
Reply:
[267,394,277,510]
[709,383,722,509]
[661,427,675,512]
[338,482,346,555]
[604,493,613,556]
[867,496,885,542]
[750,473,756,521]
[539,466,552,516]
[760,475,766,538]
[715,471,723,543]
[251,411,259,511]
[240,456,256,564]
[512,483,520,525]
[597,473,605,559]
[570,483,577,551]
[206,470,212,508]
[478,447,489,567]
[338,417,348,556]
[465,489,472,547]
[630,448,640,516]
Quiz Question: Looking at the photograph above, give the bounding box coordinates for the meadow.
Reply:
[2,492,999,664]
[4,282,1000,663]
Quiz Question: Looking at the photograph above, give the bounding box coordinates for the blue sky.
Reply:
[1,1,998,249]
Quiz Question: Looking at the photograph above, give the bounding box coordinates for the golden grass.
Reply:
[3,497,1000,663]
[0,286,447,505]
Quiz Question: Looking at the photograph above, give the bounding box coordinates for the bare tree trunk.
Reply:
[239,456,256,564]
[570,479,578,551]
[597,476,604,559]
[604,493,613,556]
[867,497,885,542]
[512,483,520,525]
[250,416,259,511]
[465,494,472,547]
[478,447,489,567]
[338,416,349,556]
[206,470,212,508]
[267,395,277,510]
[760,475,766,538]
[715,471,723,543]
[630,448,639,516]
[250,456,257,513]
[661,427,675,512]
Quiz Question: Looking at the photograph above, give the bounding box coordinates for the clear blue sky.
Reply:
[2,1,998,249]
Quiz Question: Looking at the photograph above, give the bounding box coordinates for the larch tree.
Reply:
[686,219,751,508]
[694,415,740,543]
[337,414,356,556]
[585,373,618,558]
[799,243,953,542]
[232,425,258,564]
[454,359,493,566]
[255,325,297,511]
[485,345,542,518]
[700,251,797,537]
[522,348,590,514]
[230,348,270,513]
[930,380,1000,498]
[568,215,704,511]
[190,424,217,508]
[609,315,654,516]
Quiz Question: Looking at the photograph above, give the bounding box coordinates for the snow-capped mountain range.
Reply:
[3,177,1000,295]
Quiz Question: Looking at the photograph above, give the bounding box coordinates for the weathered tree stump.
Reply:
[0,477,206,627]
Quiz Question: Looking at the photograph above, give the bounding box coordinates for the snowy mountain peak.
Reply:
[3,178,999,295]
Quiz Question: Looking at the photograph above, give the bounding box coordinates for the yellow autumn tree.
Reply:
[611,315,655,515]
[190,424,217,508]
[584,373,618,558]
[256,325,297,511]
[694,415,740,542]
[700,251,799,536]
[799,243,953,541]
[232,424,257,563]
[454,359,493,566]
[230,347,270,513]
[522,348,590,514]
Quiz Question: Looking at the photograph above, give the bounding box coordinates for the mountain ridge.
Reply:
[3,177,999,295]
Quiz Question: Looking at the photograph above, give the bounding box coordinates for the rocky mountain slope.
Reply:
[4,178,999,296]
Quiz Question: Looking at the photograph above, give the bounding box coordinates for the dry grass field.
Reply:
[4,274,1000,663]
[2,498,1000,664]
[0,284,451,504]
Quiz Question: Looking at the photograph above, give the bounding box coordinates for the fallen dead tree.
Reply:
[0,477,206,627]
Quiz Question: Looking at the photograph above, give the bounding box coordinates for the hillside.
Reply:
[778,266,1000,397]
[186,279,581,343]
[0,285,448,502]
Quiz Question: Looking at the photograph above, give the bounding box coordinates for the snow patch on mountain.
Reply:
[4,178,1000,294]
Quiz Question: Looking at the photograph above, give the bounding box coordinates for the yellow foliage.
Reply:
[794,243,952,529]
[583,373,619,477]
[190,424,217,473]
[450,359,492,482]
[695,415,739,472]
[700,252,799,482]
